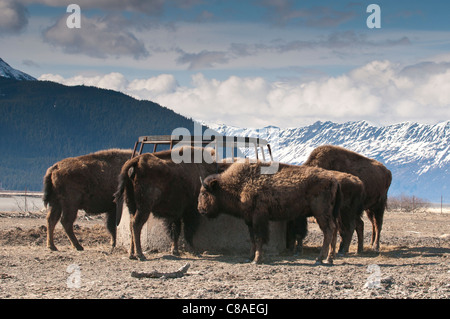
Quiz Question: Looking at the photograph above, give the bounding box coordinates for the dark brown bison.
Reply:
[43,149,133,251]
[303,145,392,252]
[287,170,366,256]
[114,146,227,260]
[198,161,342,264]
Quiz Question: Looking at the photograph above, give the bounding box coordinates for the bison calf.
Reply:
[43,149,133,251]
[304,145,392,252]
[198,161,341,264]
[288,170,366,256]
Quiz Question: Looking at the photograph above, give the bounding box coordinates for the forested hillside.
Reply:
[0,77,199,191]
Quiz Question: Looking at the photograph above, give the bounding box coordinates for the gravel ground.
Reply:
[0,209,448,301]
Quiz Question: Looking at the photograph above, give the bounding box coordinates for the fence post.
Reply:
[24,187,28,213]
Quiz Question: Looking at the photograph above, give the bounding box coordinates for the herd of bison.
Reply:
[42,144,391,265]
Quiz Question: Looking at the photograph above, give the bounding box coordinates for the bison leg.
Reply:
[337,218,355,256]
[355,215,364,254]
[286,220,295,252]
[182,209,200,255]
[130,210,149,261]
[291,217,308,256]
[60,205,83,251]
[105,211,117,250]
[245,222,256,262]
[164,219,182,256]
[366,205,383,253]
[46,204,62,251]
[314,214,336,265]
[250,213,269,264]
[253,238,265,264]
[128,217,136,259]
[365,210,376,248]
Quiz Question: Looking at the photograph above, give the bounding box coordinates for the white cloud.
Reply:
[413,69,450,108]
[128,74,178,97]
[39,59,450,128]
[39,72,128,91]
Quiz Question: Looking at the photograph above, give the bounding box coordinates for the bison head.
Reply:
[198,175,220,218]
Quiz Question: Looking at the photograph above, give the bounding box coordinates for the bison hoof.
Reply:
[171,250,180,257]
[48,246,58,251]
[189,251,202,258]
[293,250,303,257]
[315,259,333,265]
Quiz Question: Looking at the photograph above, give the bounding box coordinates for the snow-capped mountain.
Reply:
[0,58,36,81]
[208,120,450,202]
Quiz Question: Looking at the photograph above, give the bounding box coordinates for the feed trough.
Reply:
[116,135,287,255]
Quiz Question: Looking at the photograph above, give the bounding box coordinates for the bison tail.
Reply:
[114,161,137,226]
[332,182,342,220]
[42,165,57,208]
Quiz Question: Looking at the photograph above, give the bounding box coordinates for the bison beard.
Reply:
[198,162,342,264]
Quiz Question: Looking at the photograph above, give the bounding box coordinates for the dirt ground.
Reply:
[0,208,448,300]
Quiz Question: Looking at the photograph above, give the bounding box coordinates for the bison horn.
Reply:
[200,176,207,188]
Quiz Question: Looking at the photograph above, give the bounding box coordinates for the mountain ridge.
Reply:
[0,76,201,191]
[0,58,36,81]
[209,120,450,202]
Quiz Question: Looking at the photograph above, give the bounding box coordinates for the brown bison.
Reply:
[287,170,366,256]
[114,146,227,260]
[198,161,342,264]
[303,145,392,252]
[43,149,133,251]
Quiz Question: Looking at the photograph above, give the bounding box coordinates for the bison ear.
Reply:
[208,178,219,191]
[201,176,220,192]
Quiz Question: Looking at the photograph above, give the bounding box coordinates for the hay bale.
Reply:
[116,204,286,255]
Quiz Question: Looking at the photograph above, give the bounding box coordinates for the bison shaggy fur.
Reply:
[198,161,342,264]
[303,145,392,252]
[114,146,227,260]
[43,149,133,251]
[288,170,366,256]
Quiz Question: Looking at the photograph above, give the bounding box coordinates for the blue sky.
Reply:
[1,0,450,127]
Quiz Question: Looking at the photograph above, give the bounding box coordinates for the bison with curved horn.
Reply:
[198,161,342,264]
[287,170,366,256]
[43,149,133,251]
[114,146,229,261]
[303,145,392,252]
